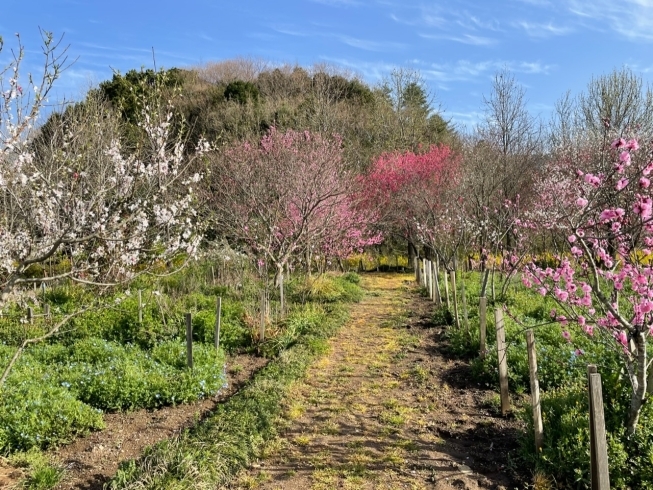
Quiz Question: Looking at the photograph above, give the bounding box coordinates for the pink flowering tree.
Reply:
[521,135,653,434]
[306,195,383,269]
[206,127,372,310]
[363,145,461,265]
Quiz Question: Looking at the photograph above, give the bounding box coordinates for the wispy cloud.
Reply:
[270,24,405,52]
[515,20,573,37]
[447,110,485,129]
[415,59,554,84]
[270,26,309,37]
[566,0,653,41]
[319,56,397,80]
[515,0,553,6]
[337,35,406,51]
[420,33,498,46]
[196,32,214,42]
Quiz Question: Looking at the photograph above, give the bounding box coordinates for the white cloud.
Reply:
[420,33,498,46]
[416,59,554,84]
[319,57,397,80]
[566,0,653,41]
[270,26,309,37]
[337,35,406,52]
[515,20,573,37]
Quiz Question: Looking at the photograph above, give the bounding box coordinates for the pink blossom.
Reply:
[554,288,569,302]
[611,138,626,149]
[577,315,586,326]
[562,330,571,341]
[619,151,631,165]
[626,138,639,151]
[568,234,576,243]
[615,331,628,346]
[640,177,650,188]
[616,178,629,190]
[584,173,601,187]
[576,197,588,208]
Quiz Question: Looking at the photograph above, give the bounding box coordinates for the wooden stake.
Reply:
[451,268,460,329]
[461,278,470,333]
[495,308,510,415]
[27,307,33,324]
[479,297,487,358]
[433,259,442,306]
[260,290,266,342]
[588,365,610,490]
[444,270,451,310]
[422,258,427,287]
[185,313,193,369]
[138,289,143,324]
[215,297,222,351]
[526,330,543,453]
[480,269,490,297]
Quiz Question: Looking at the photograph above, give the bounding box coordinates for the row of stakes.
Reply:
[26,285,276,371]
[415,257,610,490]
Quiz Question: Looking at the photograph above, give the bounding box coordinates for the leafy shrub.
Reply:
[191,300,249,352]
[0,378,104,453]
[42,338,227,410]
[260,304,329,357]
[341,272,361,284]
[520,373,653,490]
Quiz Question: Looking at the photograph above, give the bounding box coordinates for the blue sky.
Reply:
[4,0,653,130]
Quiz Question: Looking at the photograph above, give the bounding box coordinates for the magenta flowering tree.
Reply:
[363,145,461,264]
[521,135,653,434]
[207,127,374,309]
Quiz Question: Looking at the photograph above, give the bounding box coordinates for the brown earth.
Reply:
[228,273,527,490]
[50,352,269,490]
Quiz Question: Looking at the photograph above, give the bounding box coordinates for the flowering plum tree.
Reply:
[0,35,206,303]
[206,127,378,309]
[363,145,462,266]
[0,33,208,386]
[522,135,653,434]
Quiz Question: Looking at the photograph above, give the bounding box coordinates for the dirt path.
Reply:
[229,273,524,490]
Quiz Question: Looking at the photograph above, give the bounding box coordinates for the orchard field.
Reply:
[2,31,653,489]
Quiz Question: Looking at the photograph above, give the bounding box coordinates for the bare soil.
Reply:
[228,273,527,490]
[53,353,269,490]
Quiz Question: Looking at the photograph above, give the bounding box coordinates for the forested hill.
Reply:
[92,61,455,170]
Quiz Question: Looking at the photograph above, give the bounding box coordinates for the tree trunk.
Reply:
[627,330,648,435]
[408,240,417,267]
[277,265,285,314]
